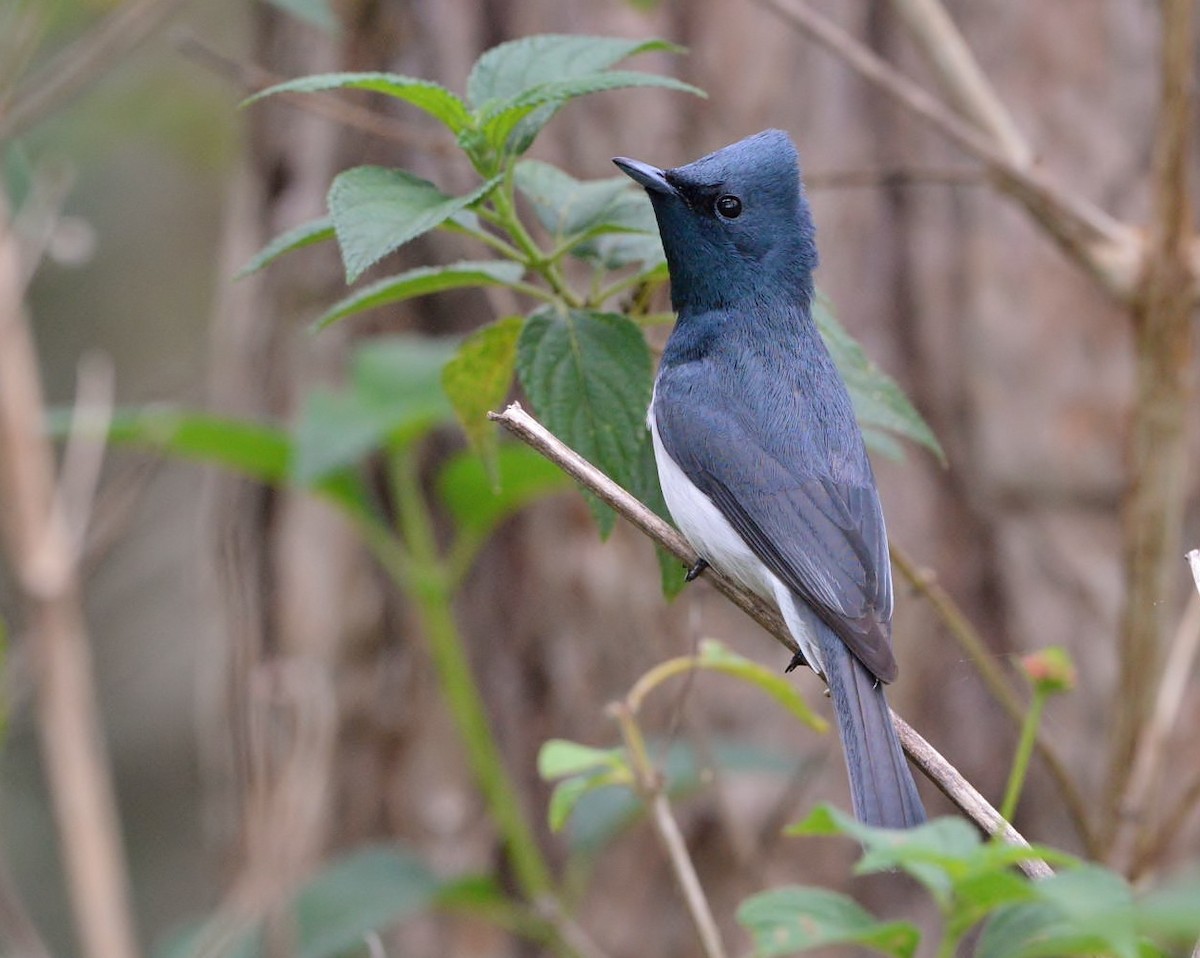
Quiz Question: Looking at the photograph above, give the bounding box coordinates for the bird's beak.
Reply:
[612,156,675,195]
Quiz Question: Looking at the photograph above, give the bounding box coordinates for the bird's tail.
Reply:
[817,624,926,828]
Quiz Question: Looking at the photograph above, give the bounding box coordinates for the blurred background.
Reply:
[2,0,1198,956]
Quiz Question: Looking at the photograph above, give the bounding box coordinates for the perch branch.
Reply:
[0,203,140,958]
[750,0,1141,301]
[890,545,1096,855]
[489,402,1049,876]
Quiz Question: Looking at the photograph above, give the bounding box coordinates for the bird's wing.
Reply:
[654,373,897,683]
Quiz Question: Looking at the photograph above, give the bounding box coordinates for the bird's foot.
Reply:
[784,650,807,673]
[684,557,710,582]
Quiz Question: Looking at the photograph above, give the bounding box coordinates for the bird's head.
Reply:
[613,129,817,313]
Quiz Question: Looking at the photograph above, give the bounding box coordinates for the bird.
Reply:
[613,129,926,828]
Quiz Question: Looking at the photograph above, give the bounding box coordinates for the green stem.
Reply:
[999,691,1047,824]
[378,449,555,900]
[490,168,582,308]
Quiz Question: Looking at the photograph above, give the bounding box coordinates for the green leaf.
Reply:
[1136,872,1200,944]
[481,71,704,156]
[815,297,944,464]
[441,316,525,478]
[516,309,653,536]
[436,443,569,541]
[292,336,455,483]
[547,768,631,833]
[315,260,526,331]
[261,0,339,33]
[571,189,665,269]
[537,739,625,780]
[738,886,920,958]
[696,640,826,730]
[243,72,470,132]
[466,35,684,108]
[328,167,501,282]
[513,160,663,264]
[292,846,440,958]
[238,216,335,277]
[54,407,293,484]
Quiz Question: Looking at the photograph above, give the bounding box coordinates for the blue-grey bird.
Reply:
[614,129,926,828]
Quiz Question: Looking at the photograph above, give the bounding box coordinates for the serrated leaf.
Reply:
[482,71,704,155]
[441,315,525,477]
[815,297,944,464]
[738,886,920,958]
[262,0,339,33]
[466,35,684,108]
[291,336,455,483]
[516,309,653,536]
[573,190,665,269]
[436,443,568,541]
[514,160,633,240]
[292,846,440,958]
[537,739,626,780]
[315,260,526,331]
[696,640,826,730]
[238,215,335,277]
[329,167,500,282]
[243,72,470,131]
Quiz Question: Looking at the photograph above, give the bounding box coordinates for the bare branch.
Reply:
[888,0,1032,166]
[490,402,1048,870]
[750,0,1142,301]
[0,201,140,958]
[1105,0,1197,855]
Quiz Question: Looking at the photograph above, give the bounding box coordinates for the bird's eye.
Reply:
[714,194,742,219]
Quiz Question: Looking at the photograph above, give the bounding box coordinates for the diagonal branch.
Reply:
[750,0,1142,301]
[888,0,1032,166]
[489,402,1051,879]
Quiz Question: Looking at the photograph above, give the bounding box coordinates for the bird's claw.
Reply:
[784,650,807,673]
[685,557,710,582]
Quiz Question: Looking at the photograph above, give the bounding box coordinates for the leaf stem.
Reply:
[378,449,556,901]
[999,690,1046,824]
[490,167,582,308]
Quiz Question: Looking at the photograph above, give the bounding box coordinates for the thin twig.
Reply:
[611,702,729,958]
[0,202,140,958]
[890,545,1097,855]
[1112,588,1200,873]
[888,0,1032,166]
[750,0,1141,301]
[489,402,1047,869]
[0,0,185,140]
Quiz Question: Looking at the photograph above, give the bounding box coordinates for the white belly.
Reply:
[648,400,825,674]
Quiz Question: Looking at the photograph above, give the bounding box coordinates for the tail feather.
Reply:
[818,624,926,829]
